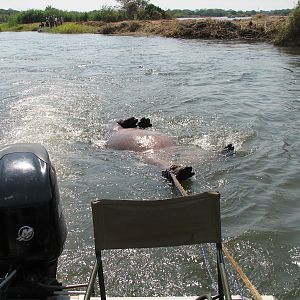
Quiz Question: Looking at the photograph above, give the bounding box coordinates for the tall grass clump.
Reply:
[51,23,96,33]
[274,1,300,46]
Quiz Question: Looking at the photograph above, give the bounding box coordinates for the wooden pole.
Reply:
[169,172,188,196]
[222,245,263,300]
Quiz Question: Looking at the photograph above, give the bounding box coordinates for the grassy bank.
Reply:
[0,15,288,43]
[0,22,98,33]
[0,22,39,31]
[51,23,97,34]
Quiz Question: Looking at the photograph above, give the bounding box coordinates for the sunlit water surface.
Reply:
[0,32,299,299]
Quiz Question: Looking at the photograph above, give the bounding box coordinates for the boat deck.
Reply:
[50,294,277,300]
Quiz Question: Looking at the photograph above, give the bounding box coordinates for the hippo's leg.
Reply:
[117,117,153,129]
[137,117,152,129]
[117,117,138,128]
[221,144,235,156]
[162,165,195,182]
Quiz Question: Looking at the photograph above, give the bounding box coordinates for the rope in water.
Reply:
[200,244,218,293]
[168,172,263,300]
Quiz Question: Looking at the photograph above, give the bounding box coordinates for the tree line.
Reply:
[168,8,292,18]
[0,1,170,25]
[0,1,293,25]
[0,8,18,22]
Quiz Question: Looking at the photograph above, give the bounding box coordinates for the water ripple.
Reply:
[0,32,299,299]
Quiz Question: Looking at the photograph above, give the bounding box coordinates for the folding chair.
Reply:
[85,192,232,300]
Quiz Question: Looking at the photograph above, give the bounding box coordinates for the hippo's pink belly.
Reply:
[106,129,175,152]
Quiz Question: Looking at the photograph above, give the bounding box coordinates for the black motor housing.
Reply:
[0,143,67,297]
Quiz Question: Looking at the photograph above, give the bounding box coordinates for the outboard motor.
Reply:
[0,143,67,299]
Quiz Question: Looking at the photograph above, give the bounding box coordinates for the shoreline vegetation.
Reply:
[0,16,288,43]
[0,0,299,46]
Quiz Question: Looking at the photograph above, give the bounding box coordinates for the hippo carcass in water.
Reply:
[105,117,234,181]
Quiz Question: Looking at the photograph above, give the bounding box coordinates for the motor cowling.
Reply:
[0,143,67,298]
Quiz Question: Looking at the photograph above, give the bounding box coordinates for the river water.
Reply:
[0,32,299,299]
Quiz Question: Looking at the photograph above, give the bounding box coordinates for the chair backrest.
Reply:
[87,192,232,300]
[91,192,221,251]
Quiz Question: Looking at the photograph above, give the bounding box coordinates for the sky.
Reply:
[0,0,297,12]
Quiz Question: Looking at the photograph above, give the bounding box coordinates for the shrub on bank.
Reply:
[89,6,126,22]
[96,21,140,34]
[274,1,300,46]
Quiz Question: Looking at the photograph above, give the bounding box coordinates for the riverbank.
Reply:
[0,15,287,43]
[86,15,287,42]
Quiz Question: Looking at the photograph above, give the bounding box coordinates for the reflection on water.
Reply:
[0,32,299,299]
